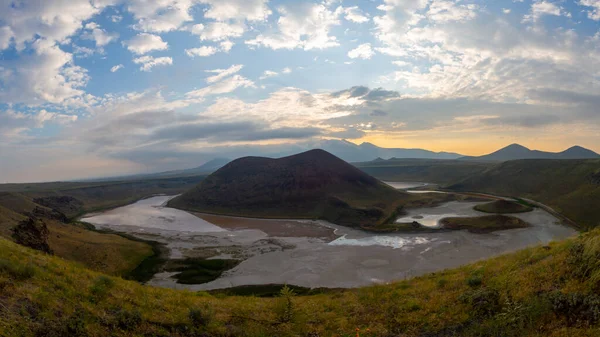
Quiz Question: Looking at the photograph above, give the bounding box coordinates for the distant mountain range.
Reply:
[460,144,599,161]
[315,139,464,162]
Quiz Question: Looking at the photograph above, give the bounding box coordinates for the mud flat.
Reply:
[82,195,576,290]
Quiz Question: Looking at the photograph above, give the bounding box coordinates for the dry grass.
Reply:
[2,230,600,336]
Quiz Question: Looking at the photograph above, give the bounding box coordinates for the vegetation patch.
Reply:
[440,215,530,233]
[474,199,533,214]
[165,258,240,284]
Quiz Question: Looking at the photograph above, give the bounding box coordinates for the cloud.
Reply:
[82,22,119,46]
[427,1,478,23]
[124,33,169,54]
[133,56,173,71]
[260,70,279,80]
[523,1,571,22]
[199,0,272,21]
[343,6,369,23]
[186,22,245,41]
[126,0,196,32]
[0,39,91,106]
[246,3,343,50]
[185,46,218,57]
[185,40,234,57]
[348,43,375,59]
[110,64,124,73]
[282,67,292,74]
[580,0,600,20]
[205,64,244,83]
[185,75,255,98]
[0,0,112,51]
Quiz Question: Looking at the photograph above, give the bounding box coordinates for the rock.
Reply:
[33,196,84,217]
[11,217,53,254]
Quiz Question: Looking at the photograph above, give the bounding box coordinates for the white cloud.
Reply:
[580,0,600,20]
[282,67,292,74]
[0,0,113,51]
[220,40,234,52]
[185,40,234,57]
[126,0,196,32]
[260,70,279,80]
[503,8,511,14]
[186,22,245,41]
[348,43,375,59]
[82,22,119,46]
[427,1,478,23]
[111,64,124,73]
[133,56,173,72]
[246,3,343,50]
[185,75,255,98]
[124,33,169,54]
[343,6,369,23]
[199,0,272,21]
[0,26,12,50]
[0,39,91,106]
[205,64,244,83]
[185,46,218,57]
[523,1,571,22]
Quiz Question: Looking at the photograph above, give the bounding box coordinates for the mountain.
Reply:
[461,144,599,161]
[316,139,463,162]
[168,149,411,228]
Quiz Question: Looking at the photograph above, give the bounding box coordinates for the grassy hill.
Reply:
[169,150,417,228]
[354,159,493,185]
[2,227,600,336]
[448,159,600,229]
[0,175,207,277]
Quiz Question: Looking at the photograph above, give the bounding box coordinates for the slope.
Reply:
[448,159,600,229]
[2,226,600,336]
[169,149,412,228]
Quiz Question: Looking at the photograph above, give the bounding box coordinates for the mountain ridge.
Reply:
[460,143,599,161]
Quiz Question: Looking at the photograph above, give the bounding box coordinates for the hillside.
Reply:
[448,159,600,229]
[354,158,493,185]
[3,226,600,336]
[169,150,412,228]
[461,144,599,161]
[0,175,208,278]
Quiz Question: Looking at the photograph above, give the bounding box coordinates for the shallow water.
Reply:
[82,195,225,233]
[82,195,577,290]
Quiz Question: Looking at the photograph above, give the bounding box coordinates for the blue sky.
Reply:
[1,0,600,182]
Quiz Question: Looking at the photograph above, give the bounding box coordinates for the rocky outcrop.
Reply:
[33,196,84,218]
[26,206,68,223]
[11,217,53,254]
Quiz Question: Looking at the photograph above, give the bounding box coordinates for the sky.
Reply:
[0,0,599,183]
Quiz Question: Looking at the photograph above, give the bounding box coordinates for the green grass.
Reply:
[440,215,530,233]
[4,229,600,336]
[474,199,534,214]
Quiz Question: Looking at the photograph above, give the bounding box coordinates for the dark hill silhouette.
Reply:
[168,149,411,228]
[461,144,599,161]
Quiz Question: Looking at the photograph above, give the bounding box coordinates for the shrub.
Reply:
[460,288,501,318]
[89,275,114,302]
[0,259,35,280]
[275,285,295,323]
[467,274,483,288]
[189,305,214,327]
[547,292,600,326]
[116,309,142,330]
